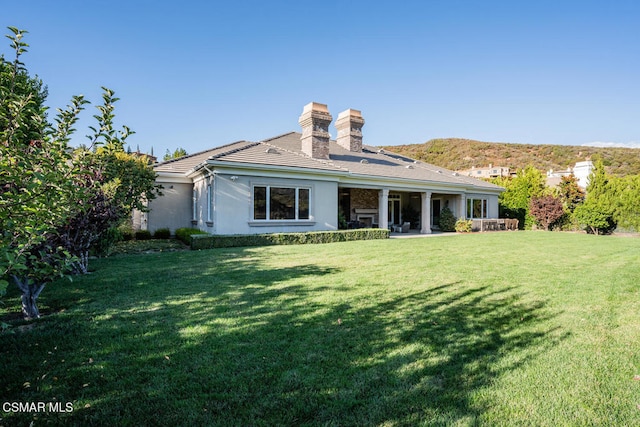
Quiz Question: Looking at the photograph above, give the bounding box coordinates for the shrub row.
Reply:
[119,228,172,241]
[175,227,209,245]
[190,228,389,250]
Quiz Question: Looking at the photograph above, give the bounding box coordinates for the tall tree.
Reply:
[573,159,616,234]
[163,147,188,161]
[493,165,547,229]
[556,174,585,213]
[1,28,160,317]
[611,174,640,231]
[1,28,89,317]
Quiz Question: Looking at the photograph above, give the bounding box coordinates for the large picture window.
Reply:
[467,198,488,219]
[253,186,310,221]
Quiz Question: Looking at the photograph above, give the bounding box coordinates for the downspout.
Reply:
[202,165,215,233]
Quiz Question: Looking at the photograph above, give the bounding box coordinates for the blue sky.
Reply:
[5,0,640,156]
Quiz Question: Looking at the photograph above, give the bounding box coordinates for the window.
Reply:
[253,186,310,220]
[467,198,488,219]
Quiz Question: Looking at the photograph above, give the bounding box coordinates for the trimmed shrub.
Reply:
[455,219,473,233]
[175,227,208,245]
[119,224,134,241]
[438,207,457,232]
[135,230,152,240]
[153,228,171,239]
[191,228,389,250]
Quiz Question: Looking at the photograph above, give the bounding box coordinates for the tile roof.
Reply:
[154,141,254,173]
[154,132,502,191]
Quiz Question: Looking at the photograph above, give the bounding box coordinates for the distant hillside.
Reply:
[379,138,640,177]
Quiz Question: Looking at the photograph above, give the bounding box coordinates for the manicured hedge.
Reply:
[153,228,171,239]
[134,230,152,240]
[175,227,209,245]
[190,228,389,250]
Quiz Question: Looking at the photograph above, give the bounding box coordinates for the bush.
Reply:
[175,227,208,245]
[119,224,135,241]
[92,226,123,256]
[191,228,389,250]
[455,218,473,233]
[153,228,171,239]
[135,230,152,240]
[438,207,456,232]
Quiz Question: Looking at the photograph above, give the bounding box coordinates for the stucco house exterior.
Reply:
[138,102,504,235]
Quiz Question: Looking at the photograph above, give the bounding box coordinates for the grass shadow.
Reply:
[0,247,566,426]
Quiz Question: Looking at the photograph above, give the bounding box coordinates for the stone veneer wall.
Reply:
[348,188,379,221]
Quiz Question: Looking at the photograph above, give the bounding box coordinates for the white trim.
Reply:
[251,183,312,222]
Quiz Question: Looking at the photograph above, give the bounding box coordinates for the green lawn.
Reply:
[1,232,639,426]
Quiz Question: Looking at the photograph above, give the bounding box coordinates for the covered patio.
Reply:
[338,187,467,234]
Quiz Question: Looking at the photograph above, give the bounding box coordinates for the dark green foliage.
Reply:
[175,227,208,245]
[401,205,420,229]
[191,229,389,250]
[120,226,134,241]
[338,207,348,230]
[134,230,152,240]
[438,207,457,232]
[153,228,171,239]
[93,226,123,256]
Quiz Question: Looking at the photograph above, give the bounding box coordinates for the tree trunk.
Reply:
[11,275,46,319]
[70,250,89,275]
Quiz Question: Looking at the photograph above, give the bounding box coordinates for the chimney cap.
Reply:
[336,108,363,120]
[301,102,330,114]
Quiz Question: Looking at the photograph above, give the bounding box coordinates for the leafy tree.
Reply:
[573,159,616,234]
[573,202,615,235]
[611,175,640,231]
[529,195,564,231]
[1,28,90,317]
[493,165,547,229]
[163,147,188,161]
[556,174,585,213]
[1,27,160,317]
[53,89,161,274]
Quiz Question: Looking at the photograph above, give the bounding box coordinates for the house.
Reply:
[457,164,515,179]
[137,102,504,235]
[546,160,594,190]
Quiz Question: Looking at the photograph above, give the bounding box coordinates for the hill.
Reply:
[379,138,640,177]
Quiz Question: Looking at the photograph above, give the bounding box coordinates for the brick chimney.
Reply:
[299,102,332,159]
[335,108,365,152]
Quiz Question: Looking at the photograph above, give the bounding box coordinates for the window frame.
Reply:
[252,184,312,222]
[466,197,489,219]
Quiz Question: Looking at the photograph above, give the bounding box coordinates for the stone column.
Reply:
[459,194,467,219]
[298,102,332,160]
[378,188,389,230]
[421,191,432,234]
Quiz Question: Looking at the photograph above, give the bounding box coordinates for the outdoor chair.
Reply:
[401,222,410,233]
